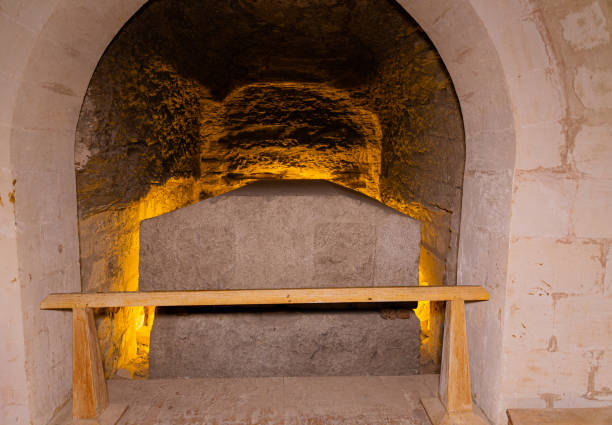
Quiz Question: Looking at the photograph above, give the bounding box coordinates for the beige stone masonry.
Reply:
[3,0,611,424]
[574,178,612,238]
[512,174,575,238]
[561,2,610,51]
[573,124,612,178]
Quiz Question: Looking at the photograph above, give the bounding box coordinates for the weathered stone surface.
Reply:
[142,180,421,377]
[74,0,464,378]
[150,308,420,378]
[560,2,610,50]
[139,180,421,290]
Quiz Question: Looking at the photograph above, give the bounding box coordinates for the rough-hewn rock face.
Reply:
[140,181,420,291]
[142,181,421,377]
[76,0,463,219]
[74,0,464,376]
[150,308,420,378]
[200,83,382,196]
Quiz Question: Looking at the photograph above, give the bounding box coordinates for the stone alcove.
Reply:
[10,0,575,422]
[74,0,465,379]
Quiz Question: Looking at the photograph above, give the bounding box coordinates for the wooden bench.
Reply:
[508,407,612,425]
[41,285,490,425]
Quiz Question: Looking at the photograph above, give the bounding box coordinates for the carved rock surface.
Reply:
[139,180,420,290]
[150,307,420,378]
[141,180,421,377]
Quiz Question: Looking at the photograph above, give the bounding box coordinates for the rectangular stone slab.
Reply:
[140,180,422,377]
[139,180,421,290]
[150,307,420,378]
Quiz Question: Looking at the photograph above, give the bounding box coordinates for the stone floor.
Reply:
[55,375,439,424]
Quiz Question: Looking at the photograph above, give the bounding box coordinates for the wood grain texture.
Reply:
[421,396,490,425]
[41,286,489,309]
[439,300,472,413]
[507,407,612,425]
[72,308,109,419]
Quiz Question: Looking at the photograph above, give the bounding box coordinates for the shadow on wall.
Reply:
[74,0,465,378]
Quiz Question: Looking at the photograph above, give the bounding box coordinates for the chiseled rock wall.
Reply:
[141,180,421,377]
[73,0,463,377]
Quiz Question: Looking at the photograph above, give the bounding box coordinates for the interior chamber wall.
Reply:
[74,0,465,378]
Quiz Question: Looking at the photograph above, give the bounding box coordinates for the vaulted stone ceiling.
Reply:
[76,0,464,216]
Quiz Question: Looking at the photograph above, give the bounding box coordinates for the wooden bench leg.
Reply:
[73,308,109,419]
[421,300,489,425]
[71,308,129,425]
[440,299,472,413]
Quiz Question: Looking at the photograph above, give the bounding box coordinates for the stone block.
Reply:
[560,2,610,51]
[504,350,590,399]
[516,122,564,170]
[504,290,554,351]
[500,19,550,75]
[0,124,10,169]
[460,76,514,136]
[508,238,604,296]
[142,181,421,378]
[462,170,513,235]
[555,295,612,351]
[0,0,58,33]
[465,129,515,173]
[12,82,82,132]
[511,174,574,238]
[313,222,376,284]
[150,307,420,378]
[573,124,612,179]
[41,1,147,64]
[21,35,94,98]
[511,69,565,126]
[0,13,36,78]
[13,170,61,224]
[10,128,74,173]
[574,66,612,109]
[140,181,420,290]
[574,178,612,238]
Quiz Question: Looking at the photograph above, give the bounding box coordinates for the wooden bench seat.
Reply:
[508,406,612,425]
[41,285,489,425]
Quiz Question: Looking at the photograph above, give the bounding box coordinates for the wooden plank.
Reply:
[41,285,489,309]
[439,299,472,413]
[70,403,128,424]
[421,396,489,425]
[72,308,109,419]
[508,406,612,425]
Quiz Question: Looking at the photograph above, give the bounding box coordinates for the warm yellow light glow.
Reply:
[414,261,432,344]
[110,177,200,378]
[98,125,454,377]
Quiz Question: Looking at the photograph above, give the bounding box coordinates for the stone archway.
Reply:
[0,1,566,424]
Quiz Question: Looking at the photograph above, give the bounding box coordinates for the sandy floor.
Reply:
[53,374,439,424]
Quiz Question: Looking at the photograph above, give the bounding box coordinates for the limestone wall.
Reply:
[1,1,610,425]
[500,0,612,413]
[140,181,421,290]
[74,0,464,378]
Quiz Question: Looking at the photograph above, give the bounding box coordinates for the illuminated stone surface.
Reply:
[140,181,420,290]
[141,180,421,377]
[74,0,463,377]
